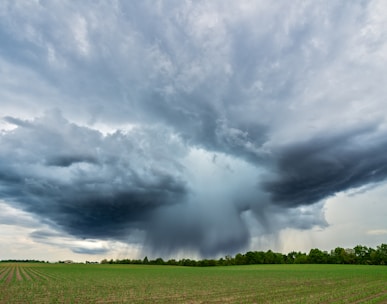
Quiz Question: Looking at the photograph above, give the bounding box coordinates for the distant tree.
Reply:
[244,251,254,264]
[245,251,265,264]
[166,259,177,266]
[330,247,355,264]
[198,259,217,266]
[372,244,387,265]
[121,259,130,264]
[286,251,296,264]
[353,245,373,264]
[378,244,387,264]
[234,253,246,265]
[294,252,308,264]
[275,253,285,264]
[308,248,330,264]
[264,250,284,264]
[287,251,304,264]
[224,255,234,266]
[151,258,164,265]
[179,259,197,266]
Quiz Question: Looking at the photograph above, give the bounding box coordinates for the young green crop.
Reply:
[0,263,386,303]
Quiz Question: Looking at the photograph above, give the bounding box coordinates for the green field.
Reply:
[0,263,386,303]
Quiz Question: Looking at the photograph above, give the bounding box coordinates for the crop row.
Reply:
[0,264,53,283]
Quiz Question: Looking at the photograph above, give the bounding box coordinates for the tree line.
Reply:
[101,244,387,266]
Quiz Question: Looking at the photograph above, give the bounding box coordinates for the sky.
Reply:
[1,0,387,262]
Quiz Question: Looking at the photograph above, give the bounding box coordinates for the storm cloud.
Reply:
[264,125,387,207]
[0,113,188,245]
[1,0,387,258]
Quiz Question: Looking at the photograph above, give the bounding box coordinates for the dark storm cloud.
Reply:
[0,113,260,257]
[0,113,188,243]
[264,125,387,207]
[45,155,98,167]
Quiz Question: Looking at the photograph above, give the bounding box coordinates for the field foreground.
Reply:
[0,263,386,303]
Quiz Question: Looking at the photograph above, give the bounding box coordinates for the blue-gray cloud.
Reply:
[1,0,387,257]
[0,112,188,244]
[263,124,387,207]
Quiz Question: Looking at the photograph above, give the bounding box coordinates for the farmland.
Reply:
[0,263,386,303]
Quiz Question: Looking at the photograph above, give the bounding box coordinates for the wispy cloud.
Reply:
[367,229,387,236]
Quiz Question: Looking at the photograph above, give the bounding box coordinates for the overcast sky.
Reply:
[1,0,387,262]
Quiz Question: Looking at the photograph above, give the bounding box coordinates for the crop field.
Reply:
[0,263,386,303]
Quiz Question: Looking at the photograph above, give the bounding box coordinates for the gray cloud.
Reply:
[0,112,188,246]
[263,125,387,207]
[29,229,111,255]
[1,0,387,257]
[71,247,110,255]
[45,155,98,167]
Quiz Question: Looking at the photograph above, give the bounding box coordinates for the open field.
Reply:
[0,263,386,303]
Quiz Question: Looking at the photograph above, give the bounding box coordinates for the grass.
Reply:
[0,263,386,303]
